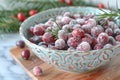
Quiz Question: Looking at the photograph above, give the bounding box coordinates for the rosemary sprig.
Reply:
[97,0,120,23]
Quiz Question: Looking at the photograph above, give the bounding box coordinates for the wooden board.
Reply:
[9,47,120,80]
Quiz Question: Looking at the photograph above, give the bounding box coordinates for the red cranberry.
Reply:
[97,33,109,45]
[76,41,91,52]
[29,27,34,35]
[105,28,113,36]
[21,49,30,60]
[82,34,93,44]
[16,40,25,48]
[33,25,45,36]
[81,25,91,34]
[67,37,81,48]
[97,3,105,8]
[55,39,66,49]
[29,9,37,16]
[94,44,103,50]
[33,66,42,76]
[91,27,103,37]
[115,35,120,42]
[113,28,120,37]
[72,28,85,38]
[65,0,72,6]
[17,12,26,22]
[42,32,55,43]
[91,38,98,47]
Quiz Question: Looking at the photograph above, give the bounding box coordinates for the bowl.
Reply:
[19,7,120,73]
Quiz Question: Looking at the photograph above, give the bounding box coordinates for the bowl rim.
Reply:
[19,6,119,55]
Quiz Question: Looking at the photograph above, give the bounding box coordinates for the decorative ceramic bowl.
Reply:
[20,7,120,73]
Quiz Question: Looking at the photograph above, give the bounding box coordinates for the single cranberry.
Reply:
[16,40,25,48]
[21,49,30,60]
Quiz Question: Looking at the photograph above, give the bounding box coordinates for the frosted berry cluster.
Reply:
[28,12,120,52]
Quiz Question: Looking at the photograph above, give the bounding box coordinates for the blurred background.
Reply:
[0,0,119,80]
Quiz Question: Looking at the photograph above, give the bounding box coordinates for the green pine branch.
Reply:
[0,0,88,33]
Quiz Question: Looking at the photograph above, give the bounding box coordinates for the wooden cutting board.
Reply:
[9,47,120,80]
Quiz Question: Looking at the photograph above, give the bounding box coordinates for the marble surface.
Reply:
[0,33,31,80]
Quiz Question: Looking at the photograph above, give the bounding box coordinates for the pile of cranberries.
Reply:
[28,12,120,52]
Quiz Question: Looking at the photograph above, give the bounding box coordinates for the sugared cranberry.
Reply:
[63,12,71,17]
[113,28,120,37]
[67,47,75,51]
[33,25,45,36]
[94,44,103,50]
[21,49,30,60]
[76,41,91,52]
[73,24,81,29]
[76,18,85,25]
[73,14,81,19]
[72,28,85,38]
[55,39,66,49]
[86,19,96,27]
[105,28,113,36]
[29,27,34,35]
[61,16,71,24]
[91,26,103,37]
[16,40,25,48]
[115,35,120,42]
[81,24,91,33]
[65,0,72,6]
[82,34,93,44]
[97,33,109,45]
[32,66,42,76]
[67,37,81,48]
[108,21,115,29]
[58,30,68,41]
[42,32,55,43]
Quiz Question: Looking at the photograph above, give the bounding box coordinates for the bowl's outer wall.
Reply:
[20,7,120,73]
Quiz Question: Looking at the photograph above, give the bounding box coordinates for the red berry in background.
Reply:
[33,66,42,76]
[21,49,30,60]
[58,0,65,3]
[97,3,105,8]
[33,25,45,36]
[72,28,85,38]
[42,32,55,43]
[65,0,72,6]
[16,40,25,48]
[29,9,37,16]
[17,12,26,22]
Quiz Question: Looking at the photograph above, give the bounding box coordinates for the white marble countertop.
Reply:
[0,33,31,80]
